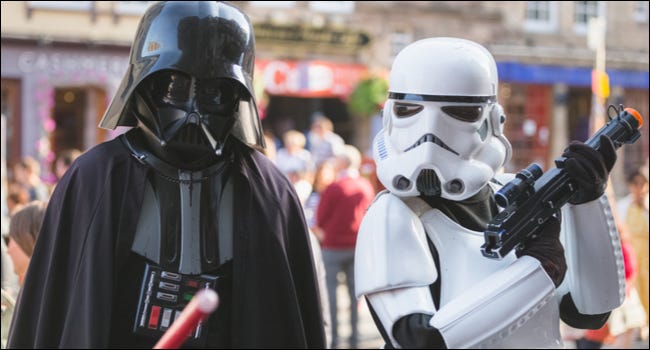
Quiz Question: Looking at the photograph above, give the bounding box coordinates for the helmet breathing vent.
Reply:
[416,169,441,196]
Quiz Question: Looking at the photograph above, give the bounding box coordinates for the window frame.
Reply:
[26,1,92,11]
[524,1,559,33]
[573,1,606,35]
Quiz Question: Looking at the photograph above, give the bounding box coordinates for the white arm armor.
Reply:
[355,192,437,298]
[354,192,438,347]
[557,194,625,314]
[366,256,561,349]
[356,192,561,348]
[428,256,560,349]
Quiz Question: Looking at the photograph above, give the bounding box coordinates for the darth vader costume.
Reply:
[7,2,326,348]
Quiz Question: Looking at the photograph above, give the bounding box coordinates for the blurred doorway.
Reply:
[52,87,85,155]
[263,96,351,145]
[51,86,107,156]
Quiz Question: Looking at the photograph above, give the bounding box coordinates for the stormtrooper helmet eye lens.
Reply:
[441,105,483,122]
[149,71,191,107]
[393,102,423,118]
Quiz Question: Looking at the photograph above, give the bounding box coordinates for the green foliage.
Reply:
[348,76,388,117]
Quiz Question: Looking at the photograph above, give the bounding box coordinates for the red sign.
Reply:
[255,59,368,98]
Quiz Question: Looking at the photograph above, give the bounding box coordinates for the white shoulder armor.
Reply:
[355,192,437,298]
[558,194,625,314]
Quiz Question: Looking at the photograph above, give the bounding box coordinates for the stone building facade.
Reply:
[2,1,648,194]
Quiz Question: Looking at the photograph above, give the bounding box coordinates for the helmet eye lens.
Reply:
[441,105,484,122]
[149,71,192,107]
[393,102,423,118]
[197,79,241,114]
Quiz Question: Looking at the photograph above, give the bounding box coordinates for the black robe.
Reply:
[7,133,326,349]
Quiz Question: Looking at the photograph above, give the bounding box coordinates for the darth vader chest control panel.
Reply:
[134,263,218,346]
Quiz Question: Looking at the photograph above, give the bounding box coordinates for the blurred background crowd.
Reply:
[1,1,649,349]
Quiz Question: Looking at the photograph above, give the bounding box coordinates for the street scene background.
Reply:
[2,1,649,349]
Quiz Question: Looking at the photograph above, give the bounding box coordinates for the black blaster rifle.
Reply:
[481,105,644,260]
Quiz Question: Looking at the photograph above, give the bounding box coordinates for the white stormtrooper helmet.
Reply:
[373,37,512,200]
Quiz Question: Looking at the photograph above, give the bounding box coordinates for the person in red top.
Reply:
[316,144,376,348]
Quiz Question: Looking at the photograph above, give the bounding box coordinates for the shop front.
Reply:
[1,41,129,180]
[254,59,371,147]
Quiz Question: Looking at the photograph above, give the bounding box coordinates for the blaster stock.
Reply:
[481,106,644,260]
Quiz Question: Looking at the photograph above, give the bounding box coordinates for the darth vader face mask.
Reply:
[133,70,244,168]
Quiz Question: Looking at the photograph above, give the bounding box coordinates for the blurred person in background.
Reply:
[1,113,19,299]
[316,144,375,348]
[5,201,47,286]
[276,129,314,178]
[617,169,649,340]
[49,149,82,193]
[307,116,345,167]
[6,2,325,348]
[52,149,82,182]
[261,132,332,349]
[11,157,49,202]
[304,159,337,239]
[4,183,29,216]
[2,201,47,349]
[276,130,315,202]
[262,132,278,162]
[575,223,646,349]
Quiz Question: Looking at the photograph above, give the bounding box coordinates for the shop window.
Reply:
[308,1,355,14]
[390,31,412,62]
[573,1,605,35]
[500,83,552,172]
[114,1,152,15]
[634,1,649,23]
[249,1,296,9]
[27,1,92,11]
[524,1,558,33]
[51,88,86,156]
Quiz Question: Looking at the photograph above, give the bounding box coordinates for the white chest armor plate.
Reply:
[420,209,518,306]
[420,209,562,348]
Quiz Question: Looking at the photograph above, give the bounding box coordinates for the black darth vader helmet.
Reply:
[99,1,264,164]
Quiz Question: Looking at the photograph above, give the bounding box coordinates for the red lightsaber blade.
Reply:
[153,289,219,349]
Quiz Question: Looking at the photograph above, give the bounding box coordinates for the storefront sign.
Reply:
[256,59,368,98]
[17,51,128,76]
[254,23,370,48]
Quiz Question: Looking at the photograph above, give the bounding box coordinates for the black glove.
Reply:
[516,214,567,287]
[561,134,616,205]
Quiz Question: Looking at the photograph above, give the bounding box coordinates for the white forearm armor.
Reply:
[427,256,560,349]
[557,194,625,314]
[355,192,562,348]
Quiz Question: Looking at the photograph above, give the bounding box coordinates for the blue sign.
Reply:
[497,62,649,89]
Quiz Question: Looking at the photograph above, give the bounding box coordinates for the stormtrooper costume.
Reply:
[355,38,624,348]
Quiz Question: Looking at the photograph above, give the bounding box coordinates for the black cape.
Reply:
[7,133,326,349]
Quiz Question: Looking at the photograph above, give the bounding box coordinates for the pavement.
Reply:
[331,281,383,349]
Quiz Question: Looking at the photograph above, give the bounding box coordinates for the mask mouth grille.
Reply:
[174,123,206,145]
[416,169,441,196]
